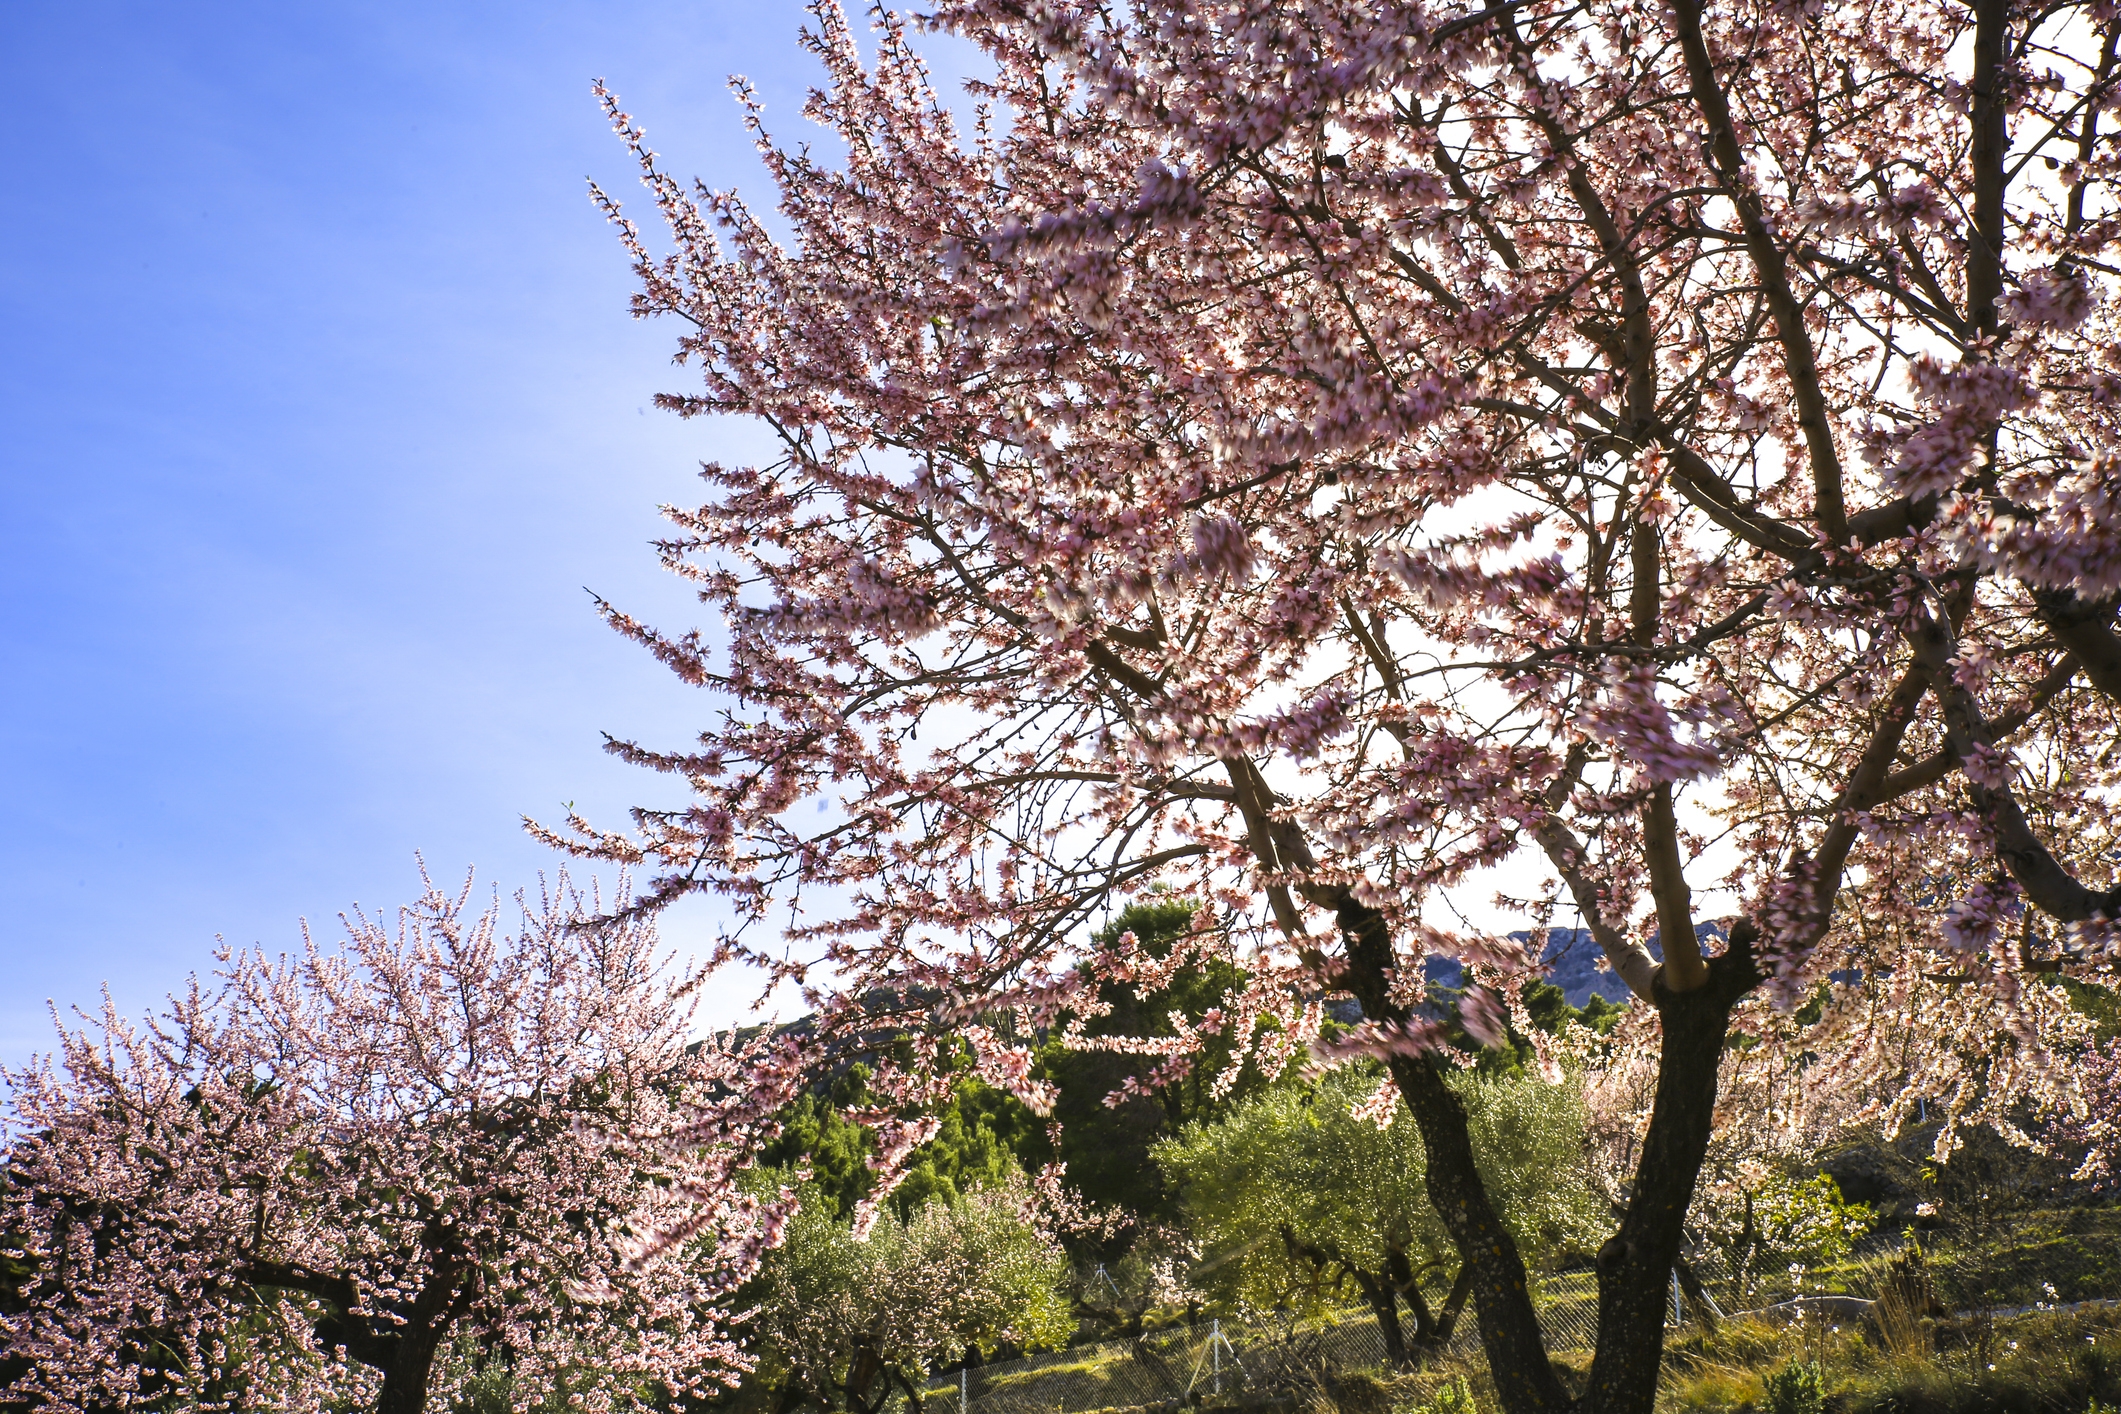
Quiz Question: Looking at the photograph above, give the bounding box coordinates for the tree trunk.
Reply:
[1360,1274,1409,1368]
[1393,1250,1471,1352]
[1427,1264,1476,1347]
[369,1262,471,1414]
[374,1331,442,1414]
[1339,898,1761,1414]
[1391,1248,1436,1350]
[844,1342,888,1414]
[1384,1054,1570,1409]
[1576,935,1759,1412]
[1338,897,1571,1412]
[1674,1256,1722,1331]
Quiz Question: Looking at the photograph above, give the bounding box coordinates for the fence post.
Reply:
[1212,1318,1221,1395]
[960,1366,967,1414]
[1670,1268,1684,1326]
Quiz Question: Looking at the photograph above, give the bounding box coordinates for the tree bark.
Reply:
[1432,1263,1476,1346]
[844,1342,889,1414]
[2033,591,2121,704]
[1388,1247,1432,1350]
[1279,1225,1411,1366]
[1965,0,2011,336]
[1362,1274,1409,1368]
[374,1329,443,1414]
[1674,1256,1722,1331]
[371,1259,470,1414]
[1337,896,1572,1413]
[1578,932,1760,1412]
[1402,1258,1476,1350]
[1340,894,1761,1413]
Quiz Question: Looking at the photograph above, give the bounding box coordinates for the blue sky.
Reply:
[0,1,949,1061]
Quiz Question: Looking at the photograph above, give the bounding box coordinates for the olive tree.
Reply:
[746,1177,1071,1414]
[1157,1068,1604,1365]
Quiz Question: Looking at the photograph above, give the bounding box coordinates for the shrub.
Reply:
[1763,1359,1824,1414]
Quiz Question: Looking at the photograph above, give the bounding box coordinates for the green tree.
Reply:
[746,1177,1071,1414]
[1032,901,1270,1227]
[894,1082,1044,1216]
[1430,979,1630,1079]
[757,903,1268,1240]
[759,1064,1042,1223]
[763,903,1267,1233]
[758,1069,891,1222]
[1157,1067,1604,1367]
[1713,1173,1874,1291]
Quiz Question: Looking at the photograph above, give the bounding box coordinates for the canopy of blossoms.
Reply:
[550,0,2121,1406]
[3,872,800,1414]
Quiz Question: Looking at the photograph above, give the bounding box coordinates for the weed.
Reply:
[1661,1361,1762,1412]
[1762,1358,1823,1414]
[1871,1247,1937,1358]
[1395,1374,1477,1414]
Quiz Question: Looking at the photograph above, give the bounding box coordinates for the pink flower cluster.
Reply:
[544,0,2121,1384]
[2,871,786,1413]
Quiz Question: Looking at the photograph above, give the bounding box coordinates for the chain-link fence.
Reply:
[915,1215,2121,1414]
[918,1310,1405,1414]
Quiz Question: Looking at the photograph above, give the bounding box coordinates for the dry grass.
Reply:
[1872,1248,1942,1360]
[1649,1303,2121,1413]
[1659,1361,1764,1412]
[1284,1306,2121,1414]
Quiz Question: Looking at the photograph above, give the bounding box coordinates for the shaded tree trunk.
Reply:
[1674,1256,1721,1332]
[1338,896,1571,1411]
[1577,938,1757,1411]
[1359,1275,1408,1368]
[371,1259,473,1414]
[375,1329,444,1414]
[1402,1260,1476,1350]
[844,1342,892,1414]
[241,1259,463,1414]
[1339,899,1761,1414]
[1278,1225,1409,1367]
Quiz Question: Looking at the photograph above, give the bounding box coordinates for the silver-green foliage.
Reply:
[1155,1066,1606,1318]
[749,1175,1072,1414]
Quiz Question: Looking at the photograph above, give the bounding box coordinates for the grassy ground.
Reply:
[1253,1305,2121,1413]
[1656,1303,2121,1412]
[944,1217,2121,1414]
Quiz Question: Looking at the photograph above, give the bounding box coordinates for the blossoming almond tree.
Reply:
[558,0,2121,1406]
[0,872,798,1414]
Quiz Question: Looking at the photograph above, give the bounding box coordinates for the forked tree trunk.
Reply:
[368,1263,471,1414]
[1278,1225,1412,1366]
[1403,1260,1476,1350]
[1361,1277,1409,1368]
[1338,897,1761,1414]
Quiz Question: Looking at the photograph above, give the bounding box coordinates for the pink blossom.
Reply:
[549,0,2121,1401]
[1188,511,1258,582]
[2,869,782,1413]
[1941,877,2021,954]
[2003,267,2094,330]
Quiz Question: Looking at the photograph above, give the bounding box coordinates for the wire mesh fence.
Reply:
[915,1216,2121,1414]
